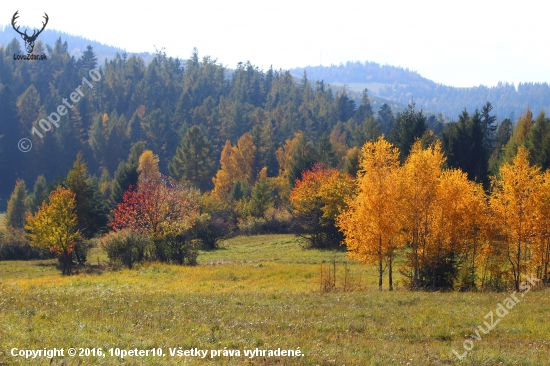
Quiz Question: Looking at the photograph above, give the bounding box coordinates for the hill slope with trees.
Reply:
[291,62,550,120]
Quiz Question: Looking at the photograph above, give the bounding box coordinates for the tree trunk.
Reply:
[378,235,383,290]
[471,236,477,285]
[516,240,521,291]
[61,252,72,276]
[544,240,549,284]
[389,258,393,291]
[432,260,436,291]
[379,259,383,290]
[413,240,419,290]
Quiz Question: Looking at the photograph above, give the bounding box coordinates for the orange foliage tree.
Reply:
[399,140,445,289]
[212,133,257,199]
[490,147,541,290]
[428,169,487,290]
[339,137,491,290]
[336,135,550,291]
[533,170,550,283]
[290,163,354,248]
[337,137,402,290]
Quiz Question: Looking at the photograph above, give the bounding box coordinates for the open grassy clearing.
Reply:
[0,234,549,365]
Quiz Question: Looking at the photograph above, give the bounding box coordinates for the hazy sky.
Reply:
[2,0,549,87]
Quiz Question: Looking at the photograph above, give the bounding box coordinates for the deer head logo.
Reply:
[11,11,49,54]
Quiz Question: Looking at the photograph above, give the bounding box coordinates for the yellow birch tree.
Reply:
[400,140,445,289]
[337,136,402,290]
[138,150,160,183]
[532,169,550,283]
[490,146,540,291]
[25,188,81,275]
[212,134,257,199]
[429,169,486,290]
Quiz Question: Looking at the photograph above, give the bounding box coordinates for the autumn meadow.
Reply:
[0,234,548,365]
[1,36,550,365]
[3,132,550,364]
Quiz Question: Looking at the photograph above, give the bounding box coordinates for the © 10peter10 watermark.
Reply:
[17,68,102,153]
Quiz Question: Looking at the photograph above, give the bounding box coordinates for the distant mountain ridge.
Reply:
[2,26,545,121]
[0,29,409,116]
[291,62,550,121]
[0,25,155,65]
[292,61,432,86]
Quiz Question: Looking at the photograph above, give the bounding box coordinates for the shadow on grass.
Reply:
[200,246,229,252]
[294,235,348,252]
[68,262,111,276]
[298,243,348,252]
[34,261,58,267]
[316,245,347,252]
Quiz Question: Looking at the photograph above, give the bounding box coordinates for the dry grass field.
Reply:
[0,234,549,365]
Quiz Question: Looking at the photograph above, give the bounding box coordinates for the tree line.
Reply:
[1,37,550,289]
[0,37,444,208]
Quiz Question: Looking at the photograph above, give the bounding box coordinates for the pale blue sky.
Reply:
[2,0,549,87]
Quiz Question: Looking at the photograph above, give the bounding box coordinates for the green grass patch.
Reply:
[0,234,549,365]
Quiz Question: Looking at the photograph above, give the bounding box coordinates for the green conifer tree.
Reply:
[27,175,47,214]
[5,179,28,229]
[168,125,215,191]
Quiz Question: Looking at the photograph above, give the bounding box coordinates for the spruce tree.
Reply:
[353,117,381,147]
[289,133,318,184]
[16,84,41,132]
[526,111,550,170]
[168,125,215,191]
[354,88,374,123]
[5,179,28,229]
[388,101,427,162]
[0,84,23,199]
[27,175,47,214]
[64,152,109,238]
[481,102,498,151]
[377,103,395,135]
[441,109,487,184]
[109,143,144,206]
[502,109,534,164]
[250,179,273,217]
[317,133,338,168]
[78,45,97,72]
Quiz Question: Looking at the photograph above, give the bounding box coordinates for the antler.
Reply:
[33,13,49,38]
[28,13,49,39]
[11,10,25,36]
[11,11,49,39]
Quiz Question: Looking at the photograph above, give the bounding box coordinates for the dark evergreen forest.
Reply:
[0,37,547,213]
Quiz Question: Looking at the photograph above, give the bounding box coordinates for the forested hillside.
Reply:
[1,36,548,211]
[291,62,550,120]
[0,37,429,209]
[2,36,550,290]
